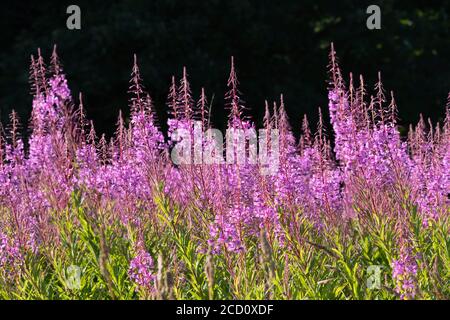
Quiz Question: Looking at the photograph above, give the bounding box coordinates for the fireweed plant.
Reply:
[0,44,448,300]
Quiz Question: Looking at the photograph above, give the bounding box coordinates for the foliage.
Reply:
[0,44,448,300]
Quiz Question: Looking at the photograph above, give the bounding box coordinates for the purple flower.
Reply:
[128,244,156,291]
[392,237,418,300]
[0,232,22,280]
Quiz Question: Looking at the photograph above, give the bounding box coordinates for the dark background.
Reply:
[0,0,449,137]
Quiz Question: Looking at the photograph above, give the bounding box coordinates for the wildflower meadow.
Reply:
[0,44,448,300]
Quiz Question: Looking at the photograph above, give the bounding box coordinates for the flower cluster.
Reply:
[0,232,22,280]
[128,243,156,291]
[391,231,418,300]
[0,45,448,298]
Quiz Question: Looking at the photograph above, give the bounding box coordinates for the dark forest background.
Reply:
[0,0,449,137]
